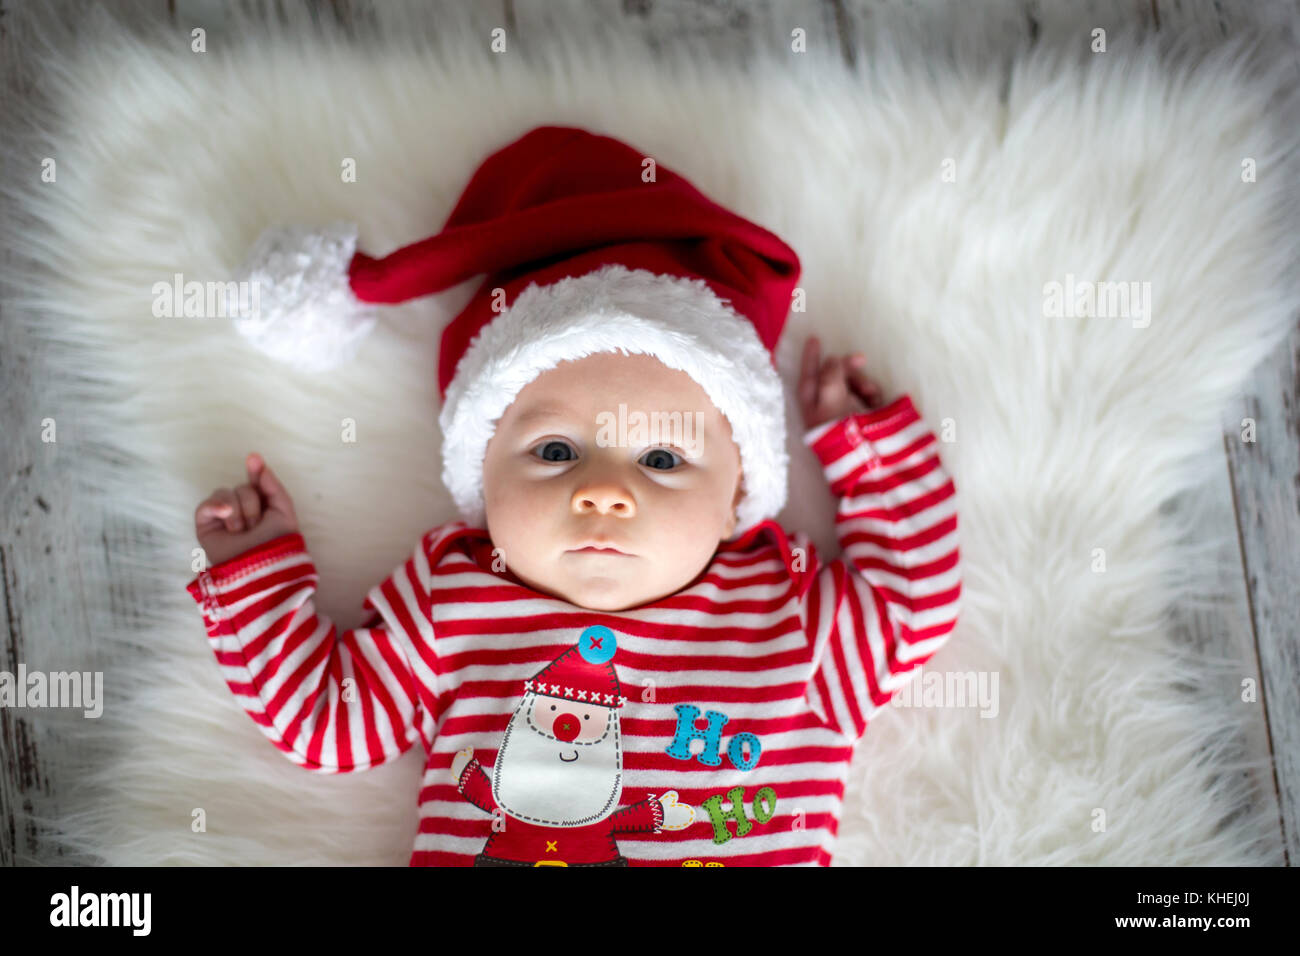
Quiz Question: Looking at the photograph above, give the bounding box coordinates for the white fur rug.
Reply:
[5,0,1299,865]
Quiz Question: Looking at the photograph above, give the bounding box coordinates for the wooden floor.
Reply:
[2,0,1297,866]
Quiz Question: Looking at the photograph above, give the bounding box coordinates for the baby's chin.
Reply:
[546,566,696,612]
[552,574,646,612]
[568,594,645,612]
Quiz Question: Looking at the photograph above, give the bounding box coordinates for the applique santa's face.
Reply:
[493,653,624,827]
[450,625,693,866]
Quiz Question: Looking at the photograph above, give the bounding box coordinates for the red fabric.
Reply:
[343,125,801,401]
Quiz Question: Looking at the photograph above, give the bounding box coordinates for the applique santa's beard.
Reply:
[491,691,623,827]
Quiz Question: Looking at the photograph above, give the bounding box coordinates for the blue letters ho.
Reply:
[664,703,761,771]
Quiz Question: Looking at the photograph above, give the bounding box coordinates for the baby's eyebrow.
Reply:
[512,402,719,446]
[511,403,575,427]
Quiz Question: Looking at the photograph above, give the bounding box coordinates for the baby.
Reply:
[186,125,961,867]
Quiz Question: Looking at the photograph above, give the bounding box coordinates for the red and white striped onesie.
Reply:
[186,393,961,866]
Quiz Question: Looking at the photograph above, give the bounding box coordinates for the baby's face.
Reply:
[482,352,743,611]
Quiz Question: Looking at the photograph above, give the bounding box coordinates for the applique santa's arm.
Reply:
[450,749,499,814]
[610,791,694,833]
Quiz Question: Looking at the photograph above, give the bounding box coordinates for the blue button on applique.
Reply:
[578,625,616,664]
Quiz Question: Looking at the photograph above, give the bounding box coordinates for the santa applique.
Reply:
[451,625,694,866]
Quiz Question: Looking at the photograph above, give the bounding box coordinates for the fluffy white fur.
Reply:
[4,0,1299,865]
[438,264,788,537]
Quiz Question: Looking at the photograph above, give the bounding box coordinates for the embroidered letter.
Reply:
[665,704,729,767]
[700,787,752,845]
[726,732,761,771]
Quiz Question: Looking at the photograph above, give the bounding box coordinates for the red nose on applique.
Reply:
[553,713,581,742]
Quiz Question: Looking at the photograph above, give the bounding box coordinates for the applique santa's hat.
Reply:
[229,125,802,537]
[525,626,625,709]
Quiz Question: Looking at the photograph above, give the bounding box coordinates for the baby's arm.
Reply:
[793,338,962,739]
[189,455,436,771]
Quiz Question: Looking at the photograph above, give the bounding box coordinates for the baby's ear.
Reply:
[723,473,744,538]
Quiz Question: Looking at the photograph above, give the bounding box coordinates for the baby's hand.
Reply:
[798,335,886,429]
[194,453,300,568]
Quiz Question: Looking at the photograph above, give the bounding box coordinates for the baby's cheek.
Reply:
[499,476,554,524]
[483,480,534,547]
[658,488,728,539]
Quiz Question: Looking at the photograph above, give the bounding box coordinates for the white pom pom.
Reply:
[230,222,378,372]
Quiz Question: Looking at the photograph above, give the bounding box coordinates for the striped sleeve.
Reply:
[798,394,962,740]
[185,531,437,772]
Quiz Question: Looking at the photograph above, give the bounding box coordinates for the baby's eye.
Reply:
[532,440,576,463]
[640,447,683,471]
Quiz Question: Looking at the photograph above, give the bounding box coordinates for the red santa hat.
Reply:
[229,125,802,537]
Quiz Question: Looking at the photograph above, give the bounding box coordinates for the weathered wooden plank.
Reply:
[0,0,233,868]
[1221,322,1300,865]
[1214,0,1300,869]
[1,0,52,871]
[498,0,844,65]
[1162,447,1286,848]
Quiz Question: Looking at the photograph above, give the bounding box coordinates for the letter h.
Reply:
[665,704,729,766]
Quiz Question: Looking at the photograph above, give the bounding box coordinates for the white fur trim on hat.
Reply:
[438,264,788,540]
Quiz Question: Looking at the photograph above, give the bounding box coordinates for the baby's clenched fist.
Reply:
[194,453,300,568]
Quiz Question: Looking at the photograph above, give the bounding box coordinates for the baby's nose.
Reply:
[572,482,636,517]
